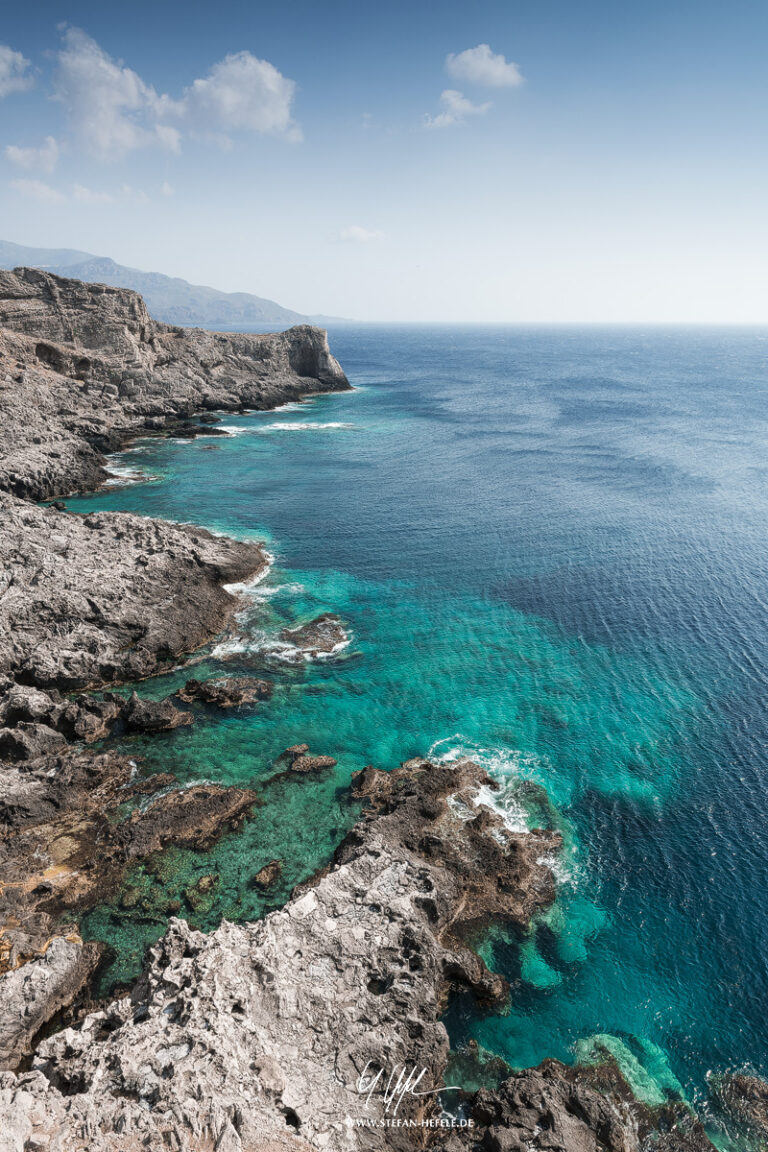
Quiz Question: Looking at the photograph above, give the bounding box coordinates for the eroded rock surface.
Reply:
[0,267,350,502]
[444,1059,714,1152]
[0,758,713,1151]
[0,759,558,1150]
[177,675,273,707]
[0,494,269,691]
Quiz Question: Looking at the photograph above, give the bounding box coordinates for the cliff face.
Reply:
[0,267,349,500]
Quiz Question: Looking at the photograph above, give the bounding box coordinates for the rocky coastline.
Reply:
[0,268,733,1150]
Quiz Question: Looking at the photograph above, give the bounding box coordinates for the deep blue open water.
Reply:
[66,325,768,1141]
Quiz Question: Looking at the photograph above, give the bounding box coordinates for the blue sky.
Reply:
[1,0,767,321]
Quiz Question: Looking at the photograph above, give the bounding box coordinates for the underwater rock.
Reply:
[122,692,192,733]
[177,676,273,707]
[0,742,258,999]
[249,860,283,889]
[712,1072,768,1141]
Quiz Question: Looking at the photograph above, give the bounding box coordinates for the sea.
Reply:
[64,324,768,1144]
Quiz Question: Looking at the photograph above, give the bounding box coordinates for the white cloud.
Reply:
[73,183,113,204]
[340,225,384,243]
[445,44,524,88]
[55,27,182,161]
[0,44,33,98]
[53,29,300,160]
[10,178,65,204]
[5,136,59,173]
[184,51,300,144]
[424,89,492,129]
[160,181,174,197]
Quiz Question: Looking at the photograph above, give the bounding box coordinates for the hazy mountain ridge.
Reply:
[0,241,346,329]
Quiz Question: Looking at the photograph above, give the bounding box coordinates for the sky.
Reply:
[1,0,767,322]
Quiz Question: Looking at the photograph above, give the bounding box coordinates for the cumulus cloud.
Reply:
[184,52,300,144]
[445,44,524,88]
[340,225,384,242]
[52,28,299,161]
[55,28,181,161]
[160,181,174,197]
[10,178,64,203]
[0,45,33,98]
[5,136,59,173]
[424,89,492,129]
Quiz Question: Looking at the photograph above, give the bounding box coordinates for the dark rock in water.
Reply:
[279,612,349,657]
[249,860,283,889]
[291,754,337,774]
[177,676,273,708]
[280,742,337,774]
[712,1072,768,1140]
[449,1058,715,1152]
[0,740,258,995]
[122,692,192,733]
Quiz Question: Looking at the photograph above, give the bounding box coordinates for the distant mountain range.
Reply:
[0,241,347,329]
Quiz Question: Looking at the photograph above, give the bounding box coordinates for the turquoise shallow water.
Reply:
[65,325,768,1141]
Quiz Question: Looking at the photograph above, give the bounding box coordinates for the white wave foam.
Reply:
[212,628,351,665]
[430,734,546,835]
[222,551,276,597]
[104,464,159,486]
[259,421,354,432]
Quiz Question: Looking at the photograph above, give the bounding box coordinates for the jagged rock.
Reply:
[712,1072,768,1142]
[0,267,349,503]
[279,612,349,658]
[0,742,259,983]
[0,723,67,762]
[249,860,283,889]
[280,743,337,774]
[0,936,102,1073]
[0,495,270,690]
[122,691,192,733]
[176,676,273,707]
[0,759,559,1149]
[447,1059,714,1152]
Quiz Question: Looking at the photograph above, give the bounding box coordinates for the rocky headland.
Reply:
[0,267,734,1150]
[0,268,351,1095]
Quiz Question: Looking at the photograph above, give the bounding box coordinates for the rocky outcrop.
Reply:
[0,267,349,502]
[0,494,269,690]
[0,757,712,1152]
[711,1072,768,1145]
[444,1058,713,1152]
[122,691,192,733]
[279,612,350,659]
[0,741,259,969]
[176,675,273,707]
[0,758,560,1150]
